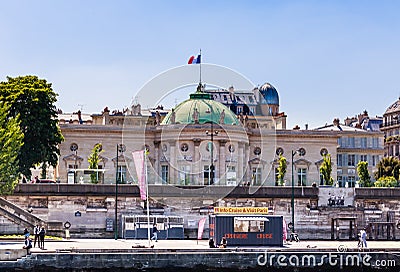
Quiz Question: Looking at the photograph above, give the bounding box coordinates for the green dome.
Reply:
[162,91,239,125]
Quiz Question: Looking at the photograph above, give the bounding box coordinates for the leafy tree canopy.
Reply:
[0,76,64,179]
[88,143,103,184]
[0,101,23,194]
[277,155,287,186]
[320,154,333,185]
[357,161,372,187]
[374,156,400,181]
[374,176,398,187]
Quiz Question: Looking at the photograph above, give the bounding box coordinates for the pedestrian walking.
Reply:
[33,225,40,248]
[39,227,46,249]
[360,228,368,249]
[151,224,158,242]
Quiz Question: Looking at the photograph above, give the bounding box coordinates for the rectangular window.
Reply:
[360,138,367,148]
[179,165,191,185]
[297,168,307,186]
[204,165,211,185]
[252,167,262,186]
[234,218,265,232]
[360,155,367,162]
[372,155,377,166]
[226,165,236,185]
[348,176,356,187]
[117,165,127,183]
[372,138,379,148]
[161,165,169,183]
[337,176,344,188]
[348,154,355,166]
[348,137,355,148]
[337,154,343,167]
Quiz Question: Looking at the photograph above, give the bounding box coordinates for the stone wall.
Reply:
[2,186,400,239]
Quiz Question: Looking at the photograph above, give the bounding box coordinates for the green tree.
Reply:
[320,154,333,185]
[0,101,23,194]
[374,156,400,181]
[0,76,64,179]
[88,143,103,184]
[357,161,372,187]
[374,176,398,187]
[276,155,287,186]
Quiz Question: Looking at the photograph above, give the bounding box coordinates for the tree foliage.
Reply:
[374,176,398,187]
[357,161,372,187]
[0,76,64,179]
[88,143,103,184]
[276,155,287,186]
[320,154,333,185]
[0,101,23,194]
[374,156,400,181]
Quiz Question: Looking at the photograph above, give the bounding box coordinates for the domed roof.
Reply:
[259,82,279,105]
[162,90,239,125]
[385,98,400,115]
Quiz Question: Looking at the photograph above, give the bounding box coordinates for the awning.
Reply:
[234,217,269,221]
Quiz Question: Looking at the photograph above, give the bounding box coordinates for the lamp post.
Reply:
[291,149,299,232]
[115,143,126,240]
[70,143,78,183]
[206,109,218,185]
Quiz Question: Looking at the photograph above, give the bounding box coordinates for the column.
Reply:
[219,140,227,185]
[153,141,160,184]
[169,141,177,184]
[193,138,201,185]
[238,143,244,184]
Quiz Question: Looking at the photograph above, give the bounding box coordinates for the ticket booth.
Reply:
[122,215,184,239]
[210,207,283,246]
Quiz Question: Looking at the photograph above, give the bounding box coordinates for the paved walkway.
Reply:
[1,239,400,253]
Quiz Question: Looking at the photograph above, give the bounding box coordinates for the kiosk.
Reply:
[210,207,283,246]
[122,215,184,239]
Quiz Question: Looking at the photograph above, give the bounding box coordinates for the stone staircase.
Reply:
[0,197,47,229]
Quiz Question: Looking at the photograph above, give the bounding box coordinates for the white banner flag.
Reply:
[197,217,207,240]
[132,150,146,200]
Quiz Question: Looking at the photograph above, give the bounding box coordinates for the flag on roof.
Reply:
[188,54,201,64]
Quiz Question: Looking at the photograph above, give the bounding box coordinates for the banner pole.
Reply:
[145,150,151,247]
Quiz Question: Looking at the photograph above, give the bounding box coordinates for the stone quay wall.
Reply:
[1,250,399,271]
[1,185,400,240]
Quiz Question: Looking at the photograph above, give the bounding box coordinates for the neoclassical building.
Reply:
[56,83,383,188]
[381,97,400,157]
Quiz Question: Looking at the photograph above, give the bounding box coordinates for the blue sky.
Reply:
[1,0,399,129]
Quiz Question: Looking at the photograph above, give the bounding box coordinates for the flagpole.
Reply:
[199,48,202,84]
[145,150,151,247]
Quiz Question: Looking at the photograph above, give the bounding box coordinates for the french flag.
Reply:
[188,54,201,64]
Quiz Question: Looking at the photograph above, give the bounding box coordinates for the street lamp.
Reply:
[291,149,300,233]
[115,143,126,240]
[205,109,218,185]
[70,143,78,183]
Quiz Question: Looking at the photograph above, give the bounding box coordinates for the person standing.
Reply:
[23,227,30,238]
[39,227,46,249]
[33,225,40,248]
[151,224,158,242]
[360,228,368,249]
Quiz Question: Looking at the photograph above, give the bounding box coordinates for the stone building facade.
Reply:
[381,97,400,157]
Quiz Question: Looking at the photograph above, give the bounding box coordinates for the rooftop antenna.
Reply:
[78,104,84,111]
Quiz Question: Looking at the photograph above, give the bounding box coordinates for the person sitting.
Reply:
[209,238,216,248]
[219,237,227,248]
[23,236,32,255]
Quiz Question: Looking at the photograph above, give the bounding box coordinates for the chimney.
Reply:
[305,124,308,130]
[333,118,340,126]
